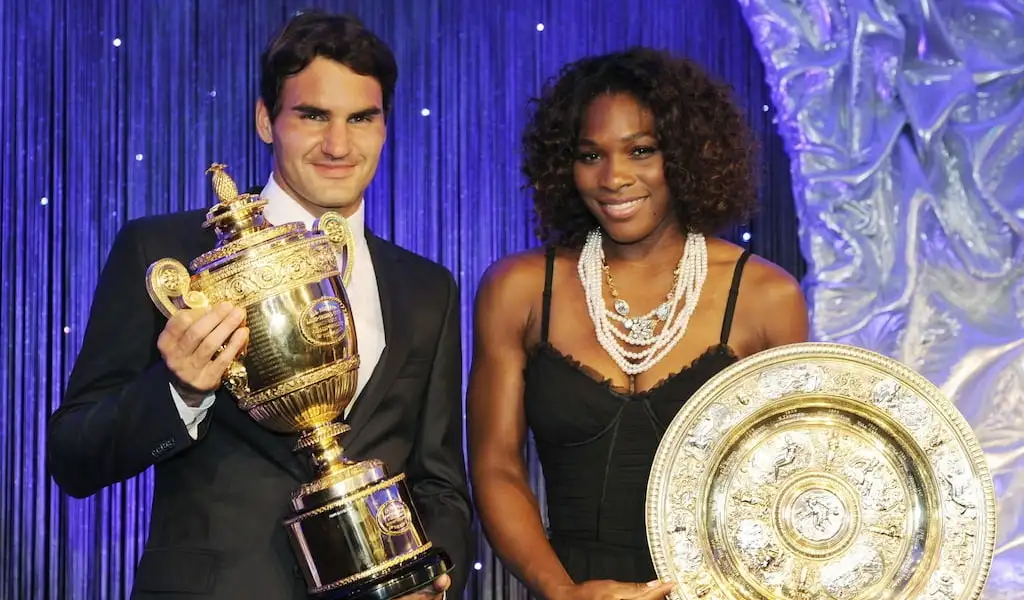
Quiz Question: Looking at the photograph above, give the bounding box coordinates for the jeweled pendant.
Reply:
[614,299,630,316]
[632,318,657,340]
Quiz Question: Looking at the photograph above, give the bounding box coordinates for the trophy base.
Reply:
[315,546,452,600]
[285,453,454,600]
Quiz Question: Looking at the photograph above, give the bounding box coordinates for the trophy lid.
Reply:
[646,342,995,600]
[189,164,306,272]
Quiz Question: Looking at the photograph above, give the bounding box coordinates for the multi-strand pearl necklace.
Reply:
[577,228,708,375]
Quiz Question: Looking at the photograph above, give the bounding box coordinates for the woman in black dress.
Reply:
[467,48,809,600]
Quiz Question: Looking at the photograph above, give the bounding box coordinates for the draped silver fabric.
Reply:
[736,0,1024,595]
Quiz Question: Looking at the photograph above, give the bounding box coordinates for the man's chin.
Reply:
[309,195,363,216]
[301,184,357,204]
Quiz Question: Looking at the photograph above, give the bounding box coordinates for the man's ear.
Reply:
[255,98,273,144]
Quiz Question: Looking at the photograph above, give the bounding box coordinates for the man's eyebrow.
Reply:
[349,107,383,120]
[290,104,330,117]
[289,105,383,121]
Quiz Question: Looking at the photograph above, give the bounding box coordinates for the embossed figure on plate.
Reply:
[770,435,800,482]
[792,490,844,542]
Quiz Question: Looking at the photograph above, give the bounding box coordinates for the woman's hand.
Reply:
[550,579,675,600]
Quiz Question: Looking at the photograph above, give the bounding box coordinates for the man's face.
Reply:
[256,57,387,217]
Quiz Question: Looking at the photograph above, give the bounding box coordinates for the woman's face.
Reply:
[572,93,674,245]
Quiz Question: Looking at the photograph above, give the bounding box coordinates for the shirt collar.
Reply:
[259,173,367,249]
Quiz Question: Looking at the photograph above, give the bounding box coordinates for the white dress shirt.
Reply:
[171,174,387,438]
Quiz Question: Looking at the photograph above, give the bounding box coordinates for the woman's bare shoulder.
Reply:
[707,238,802,299]
[707,238,808,347]
[473,247,556,329]
[742,254,808,346]
[743,257,804,314]
[477,247,549,296]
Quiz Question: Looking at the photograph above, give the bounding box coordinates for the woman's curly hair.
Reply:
[522,47,759,248]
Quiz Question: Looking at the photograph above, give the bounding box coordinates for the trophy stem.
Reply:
[298,422,354,478]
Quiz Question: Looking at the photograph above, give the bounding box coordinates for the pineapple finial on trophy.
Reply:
[206,162,241,203]
[201,163,269,244]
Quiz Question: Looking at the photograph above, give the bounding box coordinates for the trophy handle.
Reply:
[312,212,354,288]
[145,258,211,318]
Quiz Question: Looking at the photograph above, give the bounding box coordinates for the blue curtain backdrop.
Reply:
[0,0,799,598]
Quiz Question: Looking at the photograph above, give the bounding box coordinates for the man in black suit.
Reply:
[47,11,472,600]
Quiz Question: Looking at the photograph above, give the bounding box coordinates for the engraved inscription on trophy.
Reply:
[240,307,291,383]
[299,297,348,347]
[376,499,413,536]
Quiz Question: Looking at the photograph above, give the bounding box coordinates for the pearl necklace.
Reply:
[577,228,708,375]
[603,262,679,342]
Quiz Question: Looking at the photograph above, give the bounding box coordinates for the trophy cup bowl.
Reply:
[144,164,451,599]
[646,342,996,600]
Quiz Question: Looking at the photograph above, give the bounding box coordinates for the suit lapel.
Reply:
[342,232,412,450]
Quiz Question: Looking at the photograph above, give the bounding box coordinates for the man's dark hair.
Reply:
[522,47,759,248]
[259,11,398,120]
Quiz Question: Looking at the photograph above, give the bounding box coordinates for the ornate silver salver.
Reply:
[646,343,996,600]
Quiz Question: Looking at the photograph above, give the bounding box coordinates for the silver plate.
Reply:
[646,343,996,600]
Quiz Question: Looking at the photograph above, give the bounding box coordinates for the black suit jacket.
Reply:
[47,208,474,599]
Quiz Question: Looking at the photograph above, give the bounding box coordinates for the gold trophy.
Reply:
[144,164,451,599]
[646,343,996,600]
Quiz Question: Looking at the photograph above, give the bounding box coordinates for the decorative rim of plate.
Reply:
[645,342,996,600]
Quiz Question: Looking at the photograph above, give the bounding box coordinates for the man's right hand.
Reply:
[157,302,248,406]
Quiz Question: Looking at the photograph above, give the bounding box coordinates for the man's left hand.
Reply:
[396,574,450,599]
